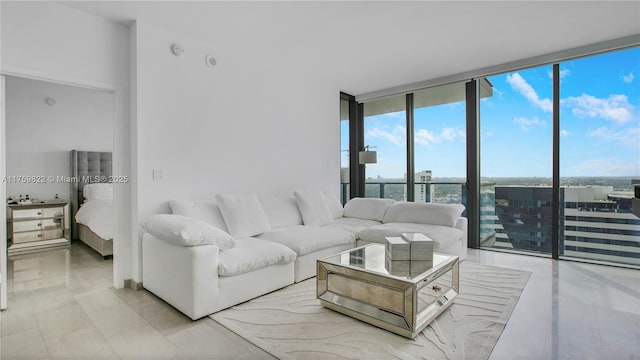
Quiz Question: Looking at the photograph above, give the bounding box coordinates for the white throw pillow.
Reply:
[293,191,334,226]
[142,214,236,248]
[259,196,303,229]
[343,198,396,221]
[216,193,272,238]
[169,200,229,232]
[83,183,113,201]
[323,193,344,219]
[382,202,465,227]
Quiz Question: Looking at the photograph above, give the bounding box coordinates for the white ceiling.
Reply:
[64,1,640,95]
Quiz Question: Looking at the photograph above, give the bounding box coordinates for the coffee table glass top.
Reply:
[321,244,455,282]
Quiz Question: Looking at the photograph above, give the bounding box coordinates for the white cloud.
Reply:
[440,127,465,141]
[548,69,570,80]
[415,127,465,146]
[569,158,639,177]
[560,129,570,137]
[589,125,640,148]
[366,126,405,147]
[562,94,635,124]
[415,129,436,146]
[622,72,634,83]
[513,116,546,130]
[506,73,553,112]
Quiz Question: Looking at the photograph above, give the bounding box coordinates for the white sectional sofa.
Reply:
[141,192,467,320]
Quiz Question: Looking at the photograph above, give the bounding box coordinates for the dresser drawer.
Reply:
[12,219,42,232]
[13,231,42,244]
[42,207,64,218]
[12,209,43,219]
[42,229,64,240]
[41,218,62,231]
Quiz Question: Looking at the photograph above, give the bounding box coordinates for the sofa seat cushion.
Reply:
[218,237,297,276]
[328,217,382,237]
[357,222,464,250]
[257,225,355,256]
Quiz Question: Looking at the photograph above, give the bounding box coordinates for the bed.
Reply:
[71,150,113,259]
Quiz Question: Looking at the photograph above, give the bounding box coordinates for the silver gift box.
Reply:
[385,236,410,260]
[401,232,434,261]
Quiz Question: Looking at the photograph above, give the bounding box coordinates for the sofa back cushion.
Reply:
[324,194,344,219]
[259,196,303,229]
[216,193,271,238]
[343,198,395,221]
[383,202,465,227]
[293,191,334,226]
[169,200,229,233]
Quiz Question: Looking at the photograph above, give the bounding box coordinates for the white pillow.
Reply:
[142,214,236,248]
[293,191,334,226]
[343,198,396,221]
[216,193,271,238]
[169,200,229,232]
[83,183,113,200]
[382,202,465,227]
[259,196,303,229]
[323,193,344,219]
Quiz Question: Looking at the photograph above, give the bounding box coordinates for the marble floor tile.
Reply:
[1,327,51,360]
[35,303,94,340]
[167,321,255,359]
[44,327,119,360]
[106,324,185,359]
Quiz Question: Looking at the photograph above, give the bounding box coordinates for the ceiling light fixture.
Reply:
[171,43,184,56]
[205,54,217,67]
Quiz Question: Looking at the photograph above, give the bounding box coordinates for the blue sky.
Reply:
[343,47,639,179]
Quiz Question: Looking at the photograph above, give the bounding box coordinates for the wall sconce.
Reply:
[359,145,377,164]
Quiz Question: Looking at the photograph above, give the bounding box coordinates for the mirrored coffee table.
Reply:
[317,244,459,338]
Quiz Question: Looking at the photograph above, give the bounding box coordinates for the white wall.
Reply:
[132,22,341,280]
[5,76,113,202]
[134,21,340,218]
[1,2,130,288]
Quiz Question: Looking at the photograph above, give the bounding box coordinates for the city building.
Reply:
[414,170,432,202]
[563,186,640,266]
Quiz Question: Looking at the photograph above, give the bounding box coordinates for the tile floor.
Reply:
[1,242,638,359]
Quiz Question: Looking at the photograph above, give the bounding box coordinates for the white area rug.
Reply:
[212,262,530,360]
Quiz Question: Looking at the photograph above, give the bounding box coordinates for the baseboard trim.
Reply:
[124,279,143,290]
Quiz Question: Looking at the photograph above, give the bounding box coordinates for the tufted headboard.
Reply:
[70,150,112,240]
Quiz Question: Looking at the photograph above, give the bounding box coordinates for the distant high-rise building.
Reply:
[563,186,639,266]
[414,170,432,202]
[489,185,639,266]
[340,167,350,184]
[493,186,559,254]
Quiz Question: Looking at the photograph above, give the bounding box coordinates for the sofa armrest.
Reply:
[455,217,468,259]
[142,233,219,320]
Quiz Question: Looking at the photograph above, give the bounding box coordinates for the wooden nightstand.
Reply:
[7,201,70,255]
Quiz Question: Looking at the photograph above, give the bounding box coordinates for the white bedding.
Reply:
[75,200,114,240]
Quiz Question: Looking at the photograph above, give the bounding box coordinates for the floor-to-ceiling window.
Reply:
[340,98,350,204]
[363,94,406,200]
[342,42,639,268]
[479,65,554,255]
[559,47,640,266]
[413,83,467,205]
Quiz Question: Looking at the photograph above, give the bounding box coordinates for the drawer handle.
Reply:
[432,285,441,292]
[37,223,42,227]
[37,233,42,237]
[37,212,42,215]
